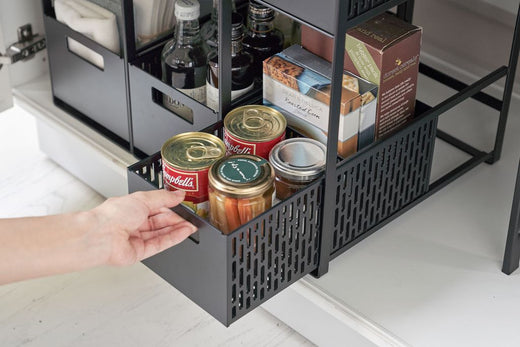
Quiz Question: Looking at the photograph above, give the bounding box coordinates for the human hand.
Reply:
[90,189,197,266]
[0,189,196,284]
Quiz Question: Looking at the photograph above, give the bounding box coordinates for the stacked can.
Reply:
[223,105,286,159]
[161,132,225,218]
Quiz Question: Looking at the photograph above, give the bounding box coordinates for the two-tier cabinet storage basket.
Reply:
[43,0,519,326]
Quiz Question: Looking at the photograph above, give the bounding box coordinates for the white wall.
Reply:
[481,0,518,15]
[413,0,519,97]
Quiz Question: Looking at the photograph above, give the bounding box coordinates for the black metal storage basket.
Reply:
[128,149,324,326]
[125,0,259,156]
[42,1,131,148]
[128,46,220,156]
[127,106,438,325]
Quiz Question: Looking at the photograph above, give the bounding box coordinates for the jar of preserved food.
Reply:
[224,105,286,159]
[161,132,225,218]
[208,154,275,234]
[269,138,326,200]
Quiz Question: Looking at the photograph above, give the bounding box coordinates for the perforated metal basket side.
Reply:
[128,152,323,326]
[331,115,438,255]
[227,182,323,323]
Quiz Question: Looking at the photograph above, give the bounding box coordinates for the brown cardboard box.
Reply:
[301,13,422,139]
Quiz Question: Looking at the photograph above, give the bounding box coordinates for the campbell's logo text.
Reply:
[224,133,253,155]
[163,170,197,191]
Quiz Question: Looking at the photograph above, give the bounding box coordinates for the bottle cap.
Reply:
[269,138,327,182]
[248,1,275,21]
[209,154,275,199]
[231,12,244,40]
[175,0,200,21]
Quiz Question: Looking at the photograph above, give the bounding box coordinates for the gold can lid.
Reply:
[209,154,275,199]
[161,132,225,171]
[224,105,287,142]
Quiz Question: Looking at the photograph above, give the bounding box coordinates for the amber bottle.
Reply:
[242,1,284,79]
[206,12,254,111]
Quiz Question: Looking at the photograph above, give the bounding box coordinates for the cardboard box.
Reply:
[301,13,422,139]
[263,45,378,158]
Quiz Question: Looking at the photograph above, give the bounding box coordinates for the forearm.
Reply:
[0,211,105,284]
[0,190,194,285]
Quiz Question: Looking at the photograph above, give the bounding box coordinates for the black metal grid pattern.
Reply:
[228,184,322,322]
[331,117,437,254]
[348,0,391,19]
[134,46,163,79]
[136,158,163,188]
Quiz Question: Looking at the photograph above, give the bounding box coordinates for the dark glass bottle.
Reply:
[242,1,284,79]
[200,0,237,50]
[206,13,254,111]
[161,0,207,121]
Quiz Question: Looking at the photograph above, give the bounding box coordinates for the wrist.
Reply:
[74,209,112,268]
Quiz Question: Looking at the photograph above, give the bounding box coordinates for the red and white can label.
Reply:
[224,129,285,160]
[162,163,209,204]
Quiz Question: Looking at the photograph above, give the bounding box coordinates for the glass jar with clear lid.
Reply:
[269,138,327,200]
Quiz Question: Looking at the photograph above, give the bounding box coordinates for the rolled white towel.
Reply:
[134,0,176,47]
[54,0,119,69]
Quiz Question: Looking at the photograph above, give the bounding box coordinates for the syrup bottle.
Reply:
[206,12,254,111]
[242,1,284,79]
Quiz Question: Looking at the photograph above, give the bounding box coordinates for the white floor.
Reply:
[0,106,314,346]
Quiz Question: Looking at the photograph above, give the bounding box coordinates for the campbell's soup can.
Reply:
[161,132,225,218]
[224,105,287,159]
